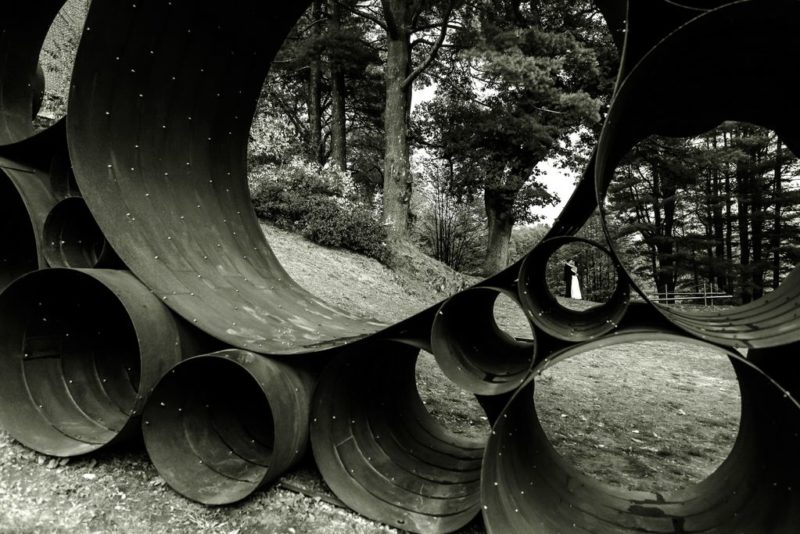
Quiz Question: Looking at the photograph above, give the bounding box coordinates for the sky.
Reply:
[535,160,579,225]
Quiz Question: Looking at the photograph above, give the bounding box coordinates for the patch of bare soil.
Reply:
[0,228,740,533]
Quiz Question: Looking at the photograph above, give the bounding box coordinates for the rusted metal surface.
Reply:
[0,269,182,456]
[0,1,796,533]
[142,350,315,505]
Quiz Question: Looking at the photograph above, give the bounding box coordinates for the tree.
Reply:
[417,155,485,272]
[418,0,610,274]
[607,136,701,299]
[344,0,460,241]
[605,122,800,305]
[253,1,383,193]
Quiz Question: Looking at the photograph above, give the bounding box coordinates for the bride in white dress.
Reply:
[565,260,582,300]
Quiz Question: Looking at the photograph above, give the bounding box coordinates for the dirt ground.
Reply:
[0,224,741,533]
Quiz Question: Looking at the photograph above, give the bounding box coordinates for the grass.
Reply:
[0,224,742,533]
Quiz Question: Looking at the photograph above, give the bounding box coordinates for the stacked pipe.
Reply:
[0,1,797,533]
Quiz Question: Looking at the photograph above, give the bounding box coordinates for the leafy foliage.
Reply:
[606,122,800,304]
[414,157,485,273]
[250,159,389,263]
[415,0,615,273]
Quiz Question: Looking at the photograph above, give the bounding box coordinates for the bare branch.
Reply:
[402,5,454,89]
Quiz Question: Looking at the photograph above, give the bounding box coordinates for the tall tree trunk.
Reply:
[382,0,413,241]
[307,0,323,164]
[484,187,516,275]
[724,132,734,292]
[772,140,783,288]
[329,0,347,171]
[736,157,752,304]
[712,169,726,292]
[710,135,726,292]
[750,152,764,300]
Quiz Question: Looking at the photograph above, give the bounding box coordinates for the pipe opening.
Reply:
[604,122,800,347]
[431,288,535,395]
[311,343,484,533]
[0,270,141,456]
[143,351,312,505]
[534,339,740,494]
[415,351,490,443]
[519,236,629,341]
[544,239,618,312]
[43,197,116,268]
[483,335,800,533]
[493,291,534,341]
[144,357,273,504]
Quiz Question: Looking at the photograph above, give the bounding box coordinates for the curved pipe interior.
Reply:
[43,196,117,268]
[518,236,629,343]
[482,332,800,533]
[66,0,394,354]
[311,342,486,534]
[431,287,535,396]
[0,268,181,456]
[595,0,800,348]
[142,349,314,505]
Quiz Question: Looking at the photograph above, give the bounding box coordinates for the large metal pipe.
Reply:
[311,342,485,533]
[43,197,120,268]
[0,268,182,456]
[142,349,315,505]
[594,0,800,349]
[518,237,630,342]
[481,331,800,533]
[431,287,535,395]
[65,0,395,354]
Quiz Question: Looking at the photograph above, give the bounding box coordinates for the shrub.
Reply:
[250,159,389,263]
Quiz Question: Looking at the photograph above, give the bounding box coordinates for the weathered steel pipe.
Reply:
[43,197,120,268]
[518,237,629,342]
[0,121,69,280]
[0,170,39,291]
[0,268,182,456]
[311,342,485,534]
[595,0,800,349]
[431,288,535,395]
[481,331,800,533]
[48,140,81,199]
[142,349,315,505]
[65,0,393,354]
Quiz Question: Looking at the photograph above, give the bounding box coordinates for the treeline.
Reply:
[608,122,800,304]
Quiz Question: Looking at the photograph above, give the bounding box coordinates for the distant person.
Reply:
[563,260,582,300]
